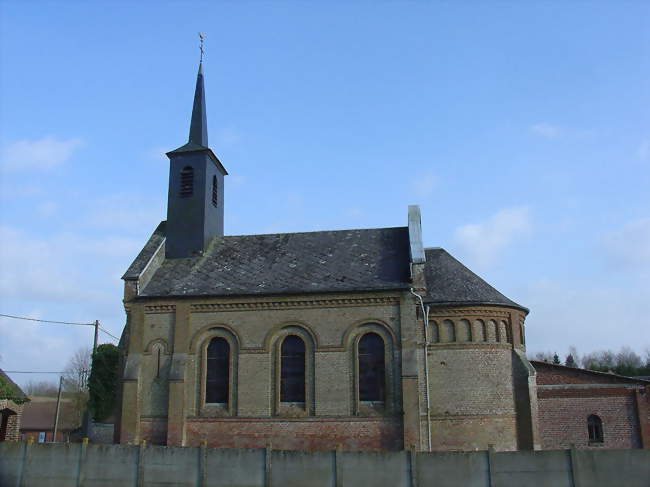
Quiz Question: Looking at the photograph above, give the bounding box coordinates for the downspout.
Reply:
[410,288,432,452]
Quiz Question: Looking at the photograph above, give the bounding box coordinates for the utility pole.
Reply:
[93,320,99,354]
[85,320,100,439]
[53,375,63,442]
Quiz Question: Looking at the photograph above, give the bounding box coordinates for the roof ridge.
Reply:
[219,226,408,239]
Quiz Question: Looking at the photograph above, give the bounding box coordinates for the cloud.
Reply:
[0,225,139,303]
[412,171,437,199]
[0,136,83,171]
[602,218,650,273]
[523,279,648,357]
[530,123,562,139]
[453,206,532,268]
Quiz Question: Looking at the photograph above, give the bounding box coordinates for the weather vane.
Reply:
[199,32,207,63]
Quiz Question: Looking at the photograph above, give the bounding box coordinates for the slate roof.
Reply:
[137,225,412,297]
[122,222,166,280]
[125,223,526,312]
[421,248,527,312]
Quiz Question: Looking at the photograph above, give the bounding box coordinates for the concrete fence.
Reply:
[1,442,649,487]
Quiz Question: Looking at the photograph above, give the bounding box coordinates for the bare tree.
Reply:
[62,347,92,429]
[532,351,554,362]
[63,347,92,393]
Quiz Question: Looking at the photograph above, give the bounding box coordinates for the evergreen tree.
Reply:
[553,353,560,364]
[565,354,577,368]
[88,344,119,421]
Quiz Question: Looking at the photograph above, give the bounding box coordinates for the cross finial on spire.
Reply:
[199,32,206,63]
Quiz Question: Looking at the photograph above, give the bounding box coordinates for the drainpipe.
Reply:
[410,288,432,452]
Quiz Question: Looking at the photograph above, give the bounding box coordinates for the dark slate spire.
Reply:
[188,62,208,147]
[165,55,228,259]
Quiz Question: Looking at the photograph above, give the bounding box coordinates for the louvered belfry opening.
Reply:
[212,175,218,206]
[180,166,194,197]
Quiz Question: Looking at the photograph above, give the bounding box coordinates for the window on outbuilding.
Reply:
[212,175,218,207]
[358,332,385,402]
[280,335,306,402]
[206,337,229,404]
[180,166,194,197]
[587,414,604,443]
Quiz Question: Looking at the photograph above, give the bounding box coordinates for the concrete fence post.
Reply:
[17,439,31,487]
[198,441,207,487]
[136,440,147,487]
[76,438,89,487]
[265,443,272,487]
[569,445,582,487]
[409,445,418,487]
[487,444,496,487]
[334,444,342,487]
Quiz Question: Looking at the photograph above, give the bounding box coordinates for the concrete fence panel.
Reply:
[141,445,200,487]
[416,451,489,487]
[2,442,650,487]
[339,451,410,487]
[575,449,650,487]
[80,443,139,487]
[21,443,80,487]
[490,450,573,487]
[270,450,333,487]
[0,441,25,486]
[204,448,265,487]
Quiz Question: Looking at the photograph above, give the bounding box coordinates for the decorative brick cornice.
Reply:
[427,308,510,318]
[144,304,176,313]
[190,296,400,312]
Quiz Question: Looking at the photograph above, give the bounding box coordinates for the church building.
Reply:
[117,61,649,452]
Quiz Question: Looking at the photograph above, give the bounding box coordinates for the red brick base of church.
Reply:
[140,417,403,451]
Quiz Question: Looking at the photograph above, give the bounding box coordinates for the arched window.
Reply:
[358,333,385,402]
[180,166,194,197]
[206,337,229,404]
[587,415,604,443]
[211,175,218,207]
[280,335,305,402]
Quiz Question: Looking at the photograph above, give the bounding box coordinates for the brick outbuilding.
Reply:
[532,361,650,450]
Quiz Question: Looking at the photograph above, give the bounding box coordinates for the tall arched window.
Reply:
[280,335,305,402]
[206,337,229,404]
[587,414,604,443]
[211,175,218,206]
[358,333,385,402]
[180,166,194,197]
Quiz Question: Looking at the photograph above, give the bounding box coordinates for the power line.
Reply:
[99,326,120,341]
[1,312,120,342]
[0,313,94,326]
[3,371,67,374]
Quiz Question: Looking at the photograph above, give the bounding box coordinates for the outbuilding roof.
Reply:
[124,222,526,312]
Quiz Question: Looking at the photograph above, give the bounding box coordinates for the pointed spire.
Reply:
[188,62,208,147]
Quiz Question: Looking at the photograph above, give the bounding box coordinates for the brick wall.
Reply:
[0,399,24,442]
[182,417,403,451]
[533,361,648,450]
[537,390,641,449]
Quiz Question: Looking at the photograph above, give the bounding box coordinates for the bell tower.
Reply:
[165,60,228,259]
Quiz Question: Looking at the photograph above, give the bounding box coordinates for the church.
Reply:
[116,61,649,452]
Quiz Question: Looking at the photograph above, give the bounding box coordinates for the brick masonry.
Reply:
[0,399,23,442]
[533,361,650,450]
